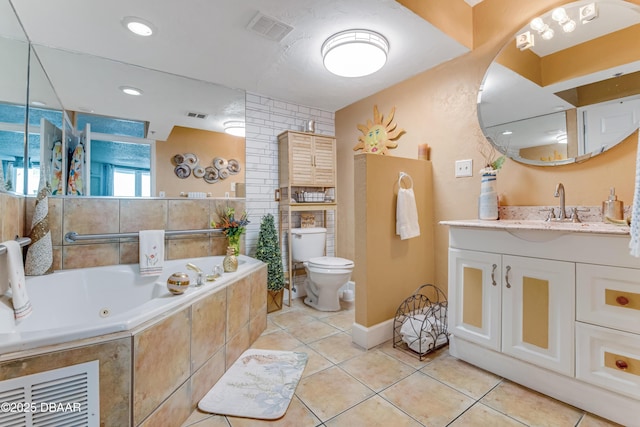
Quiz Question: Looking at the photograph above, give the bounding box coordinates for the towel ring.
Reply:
[399,172,413,190]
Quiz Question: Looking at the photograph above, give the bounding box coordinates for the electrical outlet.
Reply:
[455,159,473,177]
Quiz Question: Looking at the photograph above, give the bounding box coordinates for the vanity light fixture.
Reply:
[224,121,245,137]
[515,31,534,51]
[122,16,155,37]
[119,86,143,96]
[579,3,599,24]
[321,29,389,78]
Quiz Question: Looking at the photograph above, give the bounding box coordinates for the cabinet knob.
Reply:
[615,360,629,370]
[616,296,630,306]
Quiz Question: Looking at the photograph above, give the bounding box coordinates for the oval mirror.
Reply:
[478,0,640,166]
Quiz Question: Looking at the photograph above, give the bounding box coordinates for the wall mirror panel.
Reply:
[1,0,245,197]
[0,0,29,192]
[478,0,640,166]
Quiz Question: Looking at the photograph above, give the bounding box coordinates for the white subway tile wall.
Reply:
[244,93,336,268]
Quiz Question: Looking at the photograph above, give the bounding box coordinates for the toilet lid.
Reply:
[307,256,354,269]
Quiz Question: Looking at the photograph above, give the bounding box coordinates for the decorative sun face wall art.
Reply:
[353,105,405,155]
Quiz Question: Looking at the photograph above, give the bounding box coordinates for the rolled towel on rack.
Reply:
[139,230,165,276]
[0,240,32,321]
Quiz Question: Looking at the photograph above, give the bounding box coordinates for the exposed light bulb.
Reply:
[541,27,555,40]
[530,17,546,32]
[551,7,569,23]
[562,20,576,33]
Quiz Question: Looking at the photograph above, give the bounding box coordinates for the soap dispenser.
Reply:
[602,187,623,221]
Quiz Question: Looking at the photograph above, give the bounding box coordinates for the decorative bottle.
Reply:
[223,246,238,272]
[478,173,499,220]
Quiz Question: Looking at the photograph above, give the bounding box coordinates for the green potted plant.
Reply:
[255,213,285,313]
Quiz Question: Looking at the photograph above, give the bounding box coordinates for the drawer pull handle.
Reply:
[505,265,511,289]
[615,360,629,370]
[616,296,630,306]
[491,264,497,286]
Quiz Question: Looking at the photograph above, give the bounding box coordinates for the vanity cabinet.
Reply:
[449,249,574,375]
[444,223,640,426]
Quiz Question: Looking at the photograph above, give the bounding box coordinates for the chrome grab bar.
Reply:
[65,228,223,243]
[0,237,32,256]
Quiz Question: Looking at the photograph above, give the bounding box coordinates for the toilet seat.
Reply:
[307,256,354,269]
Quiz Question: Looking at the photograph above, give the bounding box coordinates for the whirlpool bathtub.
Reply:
[0,255,264,355]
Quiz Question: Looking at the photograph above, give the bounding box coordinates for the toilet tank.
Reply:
[290,227,326,262]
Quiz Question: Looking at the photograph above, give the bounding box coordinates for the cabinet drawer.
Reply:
[576,322,640,399]
[577,264,640,334]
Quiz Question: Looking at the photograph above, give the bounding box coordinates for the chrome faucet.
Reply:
[186,262,204,286]
[554,183,566,220]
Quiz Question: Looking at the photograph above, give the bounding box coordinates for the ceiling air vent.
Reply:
[247,12,293,42]
[187,112,208,119]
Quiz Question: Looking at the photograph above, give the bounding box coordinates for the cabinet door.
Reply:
[312,136,336,186]
[502,255,575,376]
[448,248,502,351]
[289,133,314,186]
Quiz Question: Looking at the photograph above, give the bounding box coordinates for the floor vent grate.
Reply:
[0,361,99,427]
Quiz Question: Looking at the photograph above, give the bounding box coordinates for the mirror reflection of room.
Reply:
[478,0,640,166]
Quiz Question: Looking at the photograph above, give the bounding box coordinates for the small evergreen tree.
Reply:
[255,214,285,291]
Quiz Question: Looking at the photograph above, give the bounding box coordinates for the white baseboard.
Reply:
[352,318,394,349]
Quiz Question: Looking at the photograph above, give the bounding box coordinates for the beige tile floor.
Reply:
[182,299,622,427]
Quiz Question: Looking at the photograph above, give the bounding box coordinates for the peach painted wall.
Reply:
[156,126,245,198]
[353,154,434,327]
[336,0,639,301]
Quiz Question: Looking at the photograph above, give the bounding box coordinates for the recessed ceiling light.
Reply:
[30,100,46,107]
[119,86,143,96]
[122,16,155,37]
[224,121,245,137]
[321,29,389,78]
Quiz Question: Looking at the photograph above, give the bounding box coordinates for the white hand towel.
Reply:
[630,130,640,257]
[396,187,421,240]
[0,240,32,321]
[139,230,165,276]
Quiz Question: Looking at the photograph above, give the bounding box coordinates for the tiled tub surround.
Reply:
[24,196,246,271]
[0,258,267,427]
[0,191,25,243]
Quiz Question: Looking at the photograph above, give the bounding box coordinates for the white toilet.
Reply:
[290,227,354,311]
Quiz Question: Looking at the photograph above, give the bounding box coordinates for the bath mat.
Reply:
[198,349,308,420]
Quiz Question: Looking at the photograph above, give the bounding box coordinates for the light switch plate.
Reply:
[455,159,473,177]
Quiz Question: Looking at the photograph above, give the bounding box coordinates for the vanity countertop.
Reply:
[440,219,630,235]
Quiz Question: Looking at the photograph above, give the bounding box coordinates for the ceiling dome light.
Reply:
[122,16,155,37]
[119,86,143,96]
[224,121,245,137]
[321,29,389,78]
